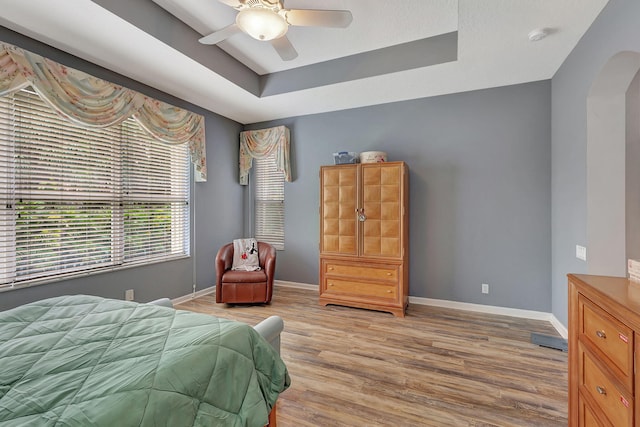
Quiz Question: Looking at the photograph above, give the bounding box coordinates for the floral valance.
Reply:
[239,125,291,185]
[0,41,206,181]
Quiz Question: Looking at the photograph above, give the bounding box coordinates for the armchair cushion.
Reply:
[222,270,267,283]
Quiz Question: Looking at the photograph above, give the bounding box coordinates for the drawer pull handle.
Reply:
[328,283,334,287]
[328,267,334,271]
[386,272,392,276]
[595,330,606,339]
[386,290,392,293]
[595,385,606,395]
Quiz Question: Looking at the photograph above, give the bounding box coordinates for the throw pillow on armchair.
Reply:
[232,238,261,271]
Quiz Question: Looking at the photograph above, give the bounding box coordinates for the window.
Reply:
[0,87,190,288]
[254,153,284,249]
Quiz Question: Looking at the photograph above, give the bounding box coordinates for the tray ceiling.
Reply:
[0,0,608,124]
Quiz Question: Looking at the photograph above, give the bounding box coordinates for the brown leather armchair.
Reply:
[215,241,276,304]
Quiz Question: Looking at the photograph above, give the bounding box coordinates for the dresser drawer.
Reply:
[323,278,397,301]
[579,295,633,388]
[579,344,633,427]
[324,261,398,282]
[579,395,605,427]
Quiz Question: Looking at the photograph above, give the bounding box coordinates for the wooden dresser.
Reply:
[568,274,640,426]
[319,162,409,317]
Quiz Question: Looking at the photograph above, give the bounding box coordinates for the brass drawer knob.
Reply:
[328,283,334,287]
[596,385,607,395]
[328,267,334,271]
[595,330,606,339]
[386,272,392,276]
[386,290,392,293]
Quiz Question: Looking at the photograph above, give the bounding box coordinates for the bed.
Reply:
[0,295,290,426]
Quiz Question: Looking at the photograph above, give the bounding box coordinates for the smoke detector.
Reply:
[528,28,549,42]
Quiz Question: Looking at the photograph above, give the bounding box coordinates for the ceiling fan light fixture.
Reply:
[236,8,288,41]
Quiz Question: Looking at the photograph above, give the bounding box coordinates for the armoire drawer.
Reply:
[323,278,397,301]
[579,295,633,389]
[579,343,633,427]
[324,261,398,282]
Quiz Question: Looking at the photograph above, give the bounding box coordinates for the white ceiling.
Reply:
[0,0,608,124]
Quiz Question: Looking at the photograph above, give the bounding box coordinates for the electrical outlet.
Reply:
[576,245,587,261]
[481,283,489,294]
[125,289,134,301]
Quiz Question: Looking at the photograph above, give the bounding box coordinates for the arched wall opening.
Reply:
[587,51,640,276]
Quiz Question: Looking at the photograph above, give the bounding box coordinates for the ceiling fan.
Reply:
[198,0,353,61]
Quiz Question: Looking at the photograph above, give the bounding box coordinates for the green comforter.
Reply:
[0,295,290,426]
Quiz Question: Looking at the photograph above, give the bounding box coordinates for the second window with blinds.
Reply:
[253,153,284,250]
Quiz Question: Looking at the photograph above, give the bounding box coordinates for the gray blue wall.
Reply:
[551,0,640,326]
[0,28,244,311]
[249,80,552,312]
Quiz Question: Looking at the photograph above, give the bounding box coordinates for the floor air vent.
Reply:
[530,333,568,351]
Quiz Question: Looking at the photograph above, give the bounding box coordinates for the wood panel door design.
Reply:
[320,165,358,256]
[361,163,403,258]
[319,162,408,317]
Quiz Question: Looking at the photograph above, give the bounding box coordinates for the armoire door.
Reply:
[320,164,358,256]
[360,163,404,258]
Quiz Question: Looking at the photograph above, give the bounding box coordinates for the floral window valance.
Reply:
[239,125,291,185]
[0,41,207,181]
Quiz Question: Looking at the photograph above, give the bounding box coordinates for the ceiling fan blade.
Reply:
[271,36,298,61]
[199,24,241,45]
[217,0,243,8]
[285,9,353,28]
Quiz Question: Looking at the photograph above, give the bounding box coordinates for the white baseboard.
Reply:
[275,280,318,290]
[276,281,568,338]
[175,281,569,339]
[548,314,569,339]
[170,281,309,305]
[409,295,550,320]
[409,295,568,339]
[171,285,215,305]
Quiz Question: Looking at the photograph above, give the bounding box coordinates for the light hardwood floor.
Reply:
[176,285,567,427]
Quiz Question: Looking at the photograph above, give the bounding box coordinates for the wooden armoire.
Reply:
[319,161,409,317]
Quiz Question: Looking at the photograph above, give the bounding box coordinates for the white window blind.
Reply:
[0,87,190,288]
[254,154,284,250]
